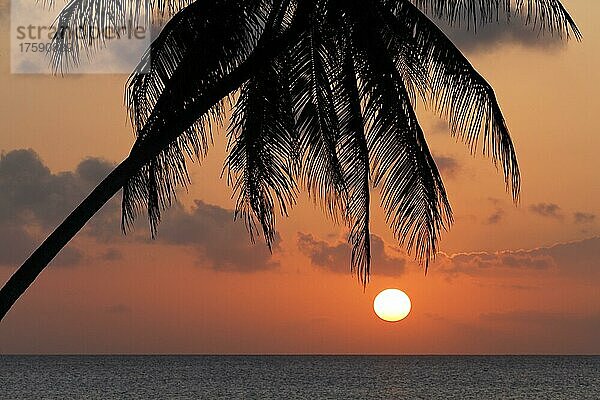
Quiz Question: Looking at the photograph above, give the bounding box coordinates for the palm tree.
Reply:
[0,0,580,321]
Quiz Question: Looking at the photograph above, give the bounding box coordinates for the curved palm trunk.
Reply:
[0,48,269,322]
[0,158,136,320]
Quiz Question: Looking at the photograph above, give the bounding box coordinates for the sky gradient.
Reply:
[0,0,598,354]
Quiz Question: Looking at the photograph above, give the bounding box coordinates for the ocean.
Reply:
[1,356,598,399]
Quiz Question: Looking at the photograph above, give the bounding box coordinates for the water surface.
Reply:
[1,355,598,399]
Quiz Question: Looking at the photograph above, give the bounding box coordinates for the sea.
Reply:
[0,356,598,399]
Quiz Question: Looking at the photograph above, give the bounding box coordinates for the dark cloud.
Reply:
[438,237,600,279]
[155,201,279,273]
[0,149,116,229]
[426,118,450,136]
[76,158,113,183]
[297,233,406,276]
[486,209,505,225]
[437,14,566,54]
[0,149,115,267]
[51,247,85,267]
[483,198,506,225]
[0,149,279,273]
[488,197,503,206]
[0,225,34,266]
[442,250,553,274]
[434,155,460,178]
[100,248,123,262]
[0,223,82,267]
[574,212,596,225]
[529,203,563,219]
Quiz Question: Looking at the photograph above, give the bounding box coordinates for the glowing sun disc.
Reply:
[373,289,411,322]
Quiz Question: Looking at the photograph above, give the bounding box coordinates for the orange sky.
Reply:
[0,0,599,354]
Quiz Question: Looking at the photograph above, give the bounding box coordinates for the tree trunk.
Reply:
[0,52,263,323]
[0,158,136,320]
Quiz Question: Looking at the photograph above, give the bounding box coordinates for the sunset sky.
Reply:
[0,0,598,354]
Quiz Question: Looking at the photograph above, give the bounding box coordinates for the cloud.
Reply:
[437,14,567,53]
[437,237,600,279]
[9,1,150,74]
[0,225,34,266]
[442,250,553,275]
[51,247,85,267]
[486,209,505,225]
[483,198,506,225]
[426,118,450,135]
[100,248,123,262]
[0,223,83,267]
[154,201,280,273]
[0,149,115,228]
[529,203,563,219]
[574,212,596,225]
[0,149,279,272]
[297,233,406,276]
[76,158,114,183]
[0,149,115,267]
[434,155,460,178]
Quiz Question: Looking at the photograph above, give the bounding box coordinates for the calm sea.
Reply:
[1,356,598,399]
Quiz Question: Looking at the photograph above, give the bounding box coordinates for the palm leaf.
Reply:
[224,60,299,249]
[406,0,581,38]
[288,9,348,219]
[326,11,373,283]
[47,0,200,71]
[122,0,276,235]
[383,2,521,199]
[350,5,453,268]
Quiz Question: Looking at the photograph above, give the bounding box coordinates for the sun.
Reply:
[373,289,412,322]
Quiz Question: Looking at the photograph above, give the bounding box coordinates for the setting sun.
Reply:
[373,289,412,322]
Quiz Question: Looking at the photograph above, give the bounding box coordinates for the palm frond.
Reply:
[377,10,430,107]
[406,0,510,29]
[326,11,373,283]
[126,0,268,134]
[339,6,451,268]
[288,9,348,219]
[406,0,581,38]
[383,2,521,199]
[224,60,299,249]
[122,0,276,235]
[47,0,201,71]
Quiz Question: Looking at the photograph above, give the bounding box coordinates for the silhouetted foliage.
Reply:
[0,0,580,321]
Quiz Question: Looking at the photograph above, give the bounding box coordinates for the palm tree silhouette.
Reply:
[0,0,580,321]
